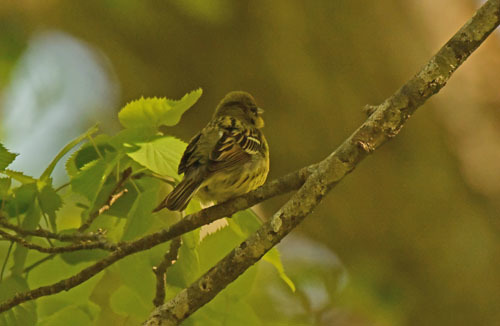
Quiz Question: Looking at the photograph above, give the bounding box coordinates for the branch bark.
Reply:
[0,165,311,313]
[0,217,101,242]
[144,1,500,324]
[0,229,117,253]
[0,0,498,319]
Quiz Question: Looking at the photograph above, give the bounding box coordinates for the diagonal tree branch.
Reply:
[144,1,500,324]
[1,0,498,318]
[0,165,311,313]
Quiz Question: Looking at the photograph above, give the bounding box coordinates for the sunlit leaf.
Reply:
[118,88,202,129]
[126,136,186,180]
[0,143,18,171]
[65,135,114,178]
[163,200,201,288]
[187,266,260,326]
[10,204,41,275]
[230,209,296,291]
[0,177,11,197]
[6,183,37,217]
[116,253,155,303]
[229,209,262,235]
[263,248,296,292]
[29,254,103,321]
[109,286,150,321]
[40,124,99,181]
[38,304,98,326]
[108,127,156,151]
[166,233,201,288]
[71,152,119,203]
[164,88,203,127]
[37,181,63,231]
[104,180,139,219]
[121,186,158,241]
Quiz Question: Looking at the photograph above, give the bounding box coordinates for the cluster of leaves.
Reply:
[0,89,293,325]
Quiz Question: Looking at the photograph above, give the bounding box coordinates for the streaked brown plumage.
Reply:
[153,91,269,212]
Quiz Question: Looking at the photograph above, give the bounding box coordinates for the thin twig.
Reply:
[0,229,117,253]
[78,167,132,232]
[153,237,182,307]
[0,217,101,242]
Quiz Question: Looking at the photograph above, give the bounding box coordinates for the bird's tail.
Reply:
[153,176,203,212]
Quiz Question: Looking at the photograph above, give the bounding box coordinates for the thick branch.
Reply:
[145,1,500,324]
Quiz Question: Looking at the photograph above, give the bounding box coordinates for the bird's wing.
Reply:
[208,117,263,172]
[178,132,202,175]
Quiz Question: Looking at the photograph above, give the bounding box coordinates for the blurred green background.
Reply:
[1,1,499,325]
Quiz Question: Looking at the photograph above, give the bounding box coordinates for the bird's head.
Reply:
[214,91,265,128]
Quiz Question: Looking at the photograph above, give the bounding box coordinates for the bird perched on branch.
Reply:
[154,91,269,212]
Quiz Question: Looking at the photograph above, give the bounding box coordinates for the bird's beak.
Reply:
[257,107,265,115]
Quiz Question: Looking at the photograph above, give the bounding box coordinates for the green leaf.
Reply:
[28,255,104,319]
[40,124,99,181]
[191,300,260,326]
[0,177,11,197]
[166,236,201,288]
[65,134,114,178]
[0,276,37,326]
[121,185,158,241]
[104,180,139,219]
[229,209,262,236]
[37,181,63,231]
[10,204,41,275]
[71,152,119,203]
[60,248,108,265]
[229,209,296,292]
[0,143,18,171]
[3,170,36,184]
[6,183,37,217]
[38,304,98,326]
[164,88,204,126]
[187,266,260,326]
[162,201,201,288]
[118,88,202,129]
[263,248,296,292]
[108,127,156,151]
[126,136,186,180]
[109,286,150,321]
[116,253,156,303]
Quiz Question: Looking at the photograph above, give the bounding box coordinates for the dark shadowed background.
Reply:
[1,1,499,325]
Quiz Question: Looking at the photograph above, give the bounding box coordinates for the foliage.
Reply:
[0,89,294,325]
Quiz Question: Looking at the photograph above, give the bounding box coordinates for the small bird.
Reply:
[154,91,269,212]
